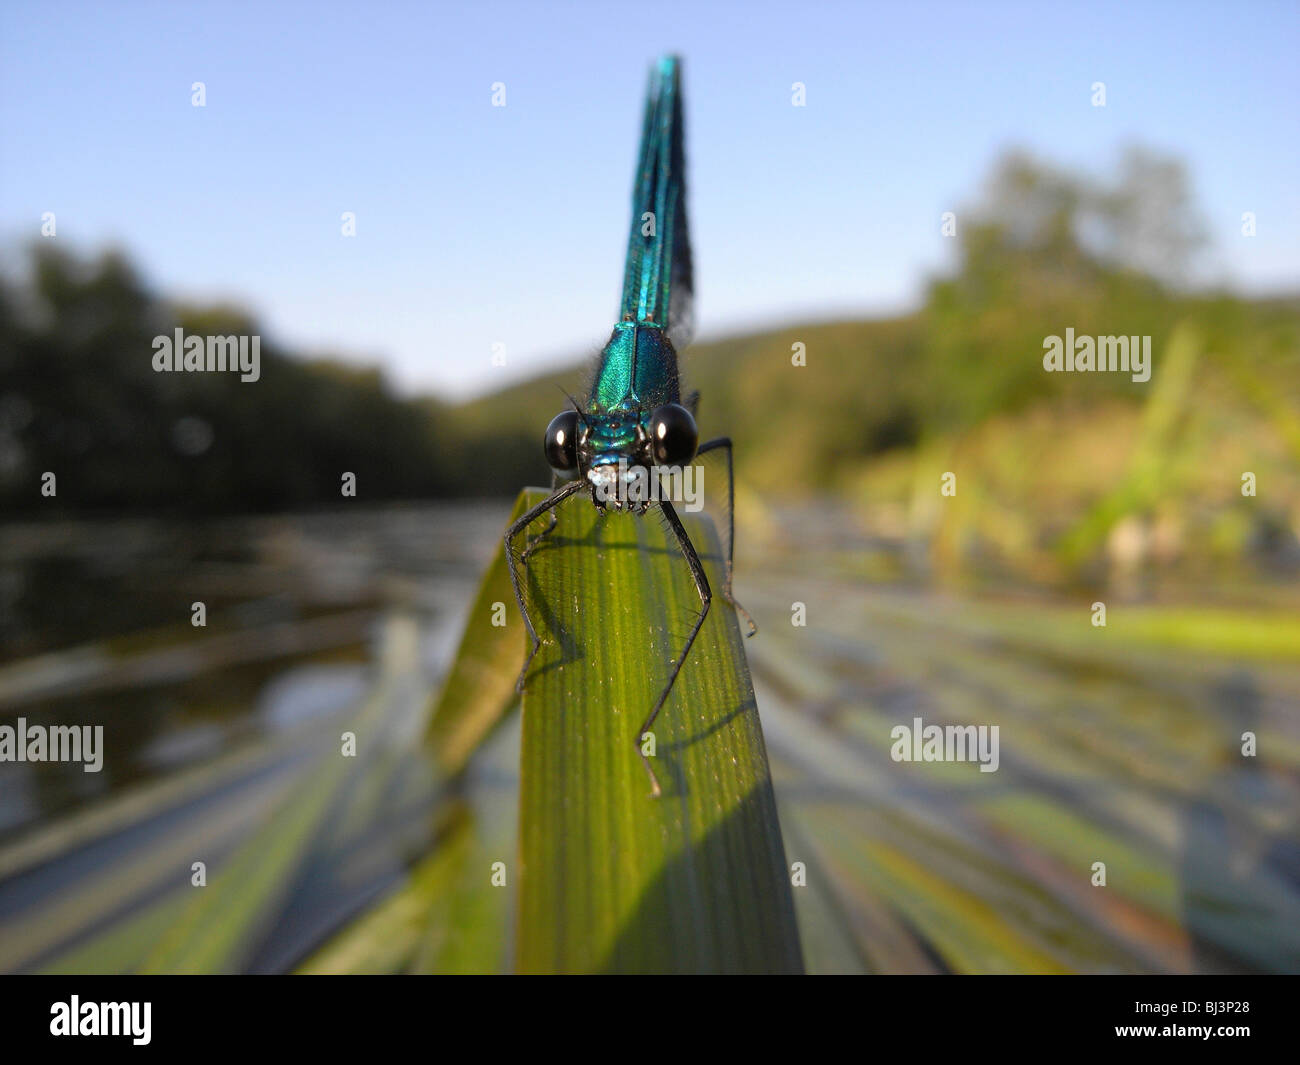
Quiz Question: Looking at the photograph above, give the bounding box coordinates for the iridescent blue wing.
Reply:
[619,56,693,351]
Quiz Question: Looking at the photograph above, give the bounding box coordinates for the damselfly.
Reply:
[506,56,755,797]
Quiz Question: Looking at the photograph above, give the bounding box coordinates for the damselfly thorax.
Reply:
[544,319,698,514]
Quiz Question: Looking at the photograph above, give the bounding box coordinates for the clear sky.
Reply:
[2,0,1296,397]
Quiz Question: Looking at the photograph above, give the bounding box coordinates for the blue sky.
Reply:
[2,0,1297,397]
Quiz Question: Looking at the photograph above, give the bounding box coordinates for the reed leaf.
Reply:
[509,486,802,973]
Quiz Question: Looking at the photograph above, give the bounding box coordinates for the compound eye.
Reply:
[648,403,698,465]
[544,410,580,472]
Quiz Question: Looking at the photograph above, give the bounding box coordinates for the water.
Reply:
[1,501,1297,973]
[0,504,504,837]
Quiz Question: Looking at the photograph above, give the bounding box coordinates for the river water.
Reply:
[1,501,1297,973]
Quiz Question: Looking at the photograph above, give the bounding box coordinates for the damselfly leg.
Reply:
[696,436,757,637]
[520,471,563,564]
[636,499,711,798]
[505,479,585,694]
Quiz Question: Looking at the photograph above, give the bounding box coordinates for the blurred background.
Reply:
[1,1,1298,972]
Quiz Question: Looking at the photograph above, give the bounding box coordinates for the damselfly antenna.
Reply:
[557,385,590,428]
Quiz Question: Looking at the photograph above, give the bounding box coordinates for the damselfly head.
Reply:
[543,401,696,511]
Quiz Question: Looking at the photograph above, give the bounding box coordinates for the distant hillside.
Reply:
[6,145,1299,587]
[441,146,1300,586]
[446,298,1300,588]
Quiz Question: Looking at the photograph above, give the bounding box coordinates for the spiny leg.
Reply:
[521,471,564,564]
[506,479,586,693]
[636,499,712,798]
[697,436,757,636]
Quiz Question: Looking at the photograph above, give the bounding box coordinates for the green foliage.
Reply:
[509,488,802,973]
[1,244,455,514]
[425,503,522,774]
[426,489,803,973]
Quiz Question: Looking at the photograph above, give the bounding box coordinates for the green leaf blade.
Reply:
[425,495,528,774]
[513,487,802,973]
